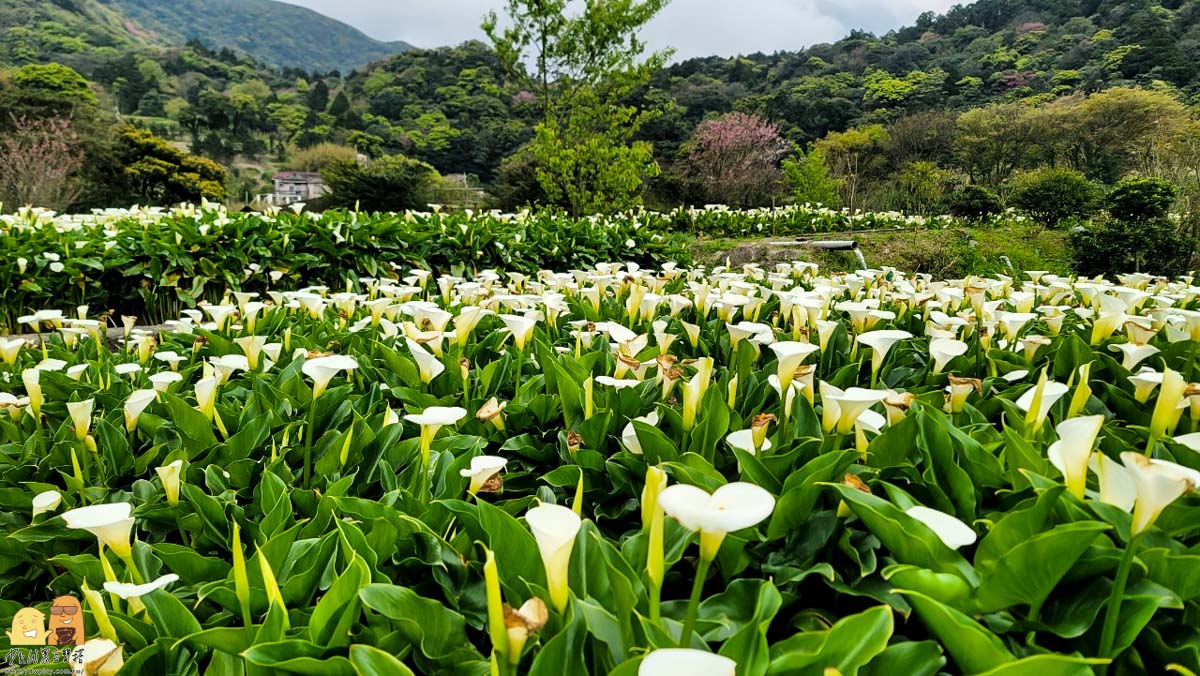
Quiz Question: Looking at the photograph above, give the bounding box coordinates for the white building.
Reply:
[272,171,326,205]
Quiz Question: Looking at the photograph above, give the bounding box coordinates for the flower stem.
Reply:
[1098,534,1141,674]
[648,579,662,624]
[303,397,317,488]
[119,552,145,585]
[678,555,711,647]
[1144,431,1157,457]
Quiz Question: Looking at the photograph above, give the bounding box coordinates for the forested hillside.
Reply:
[110,0,412,73]
[0,0,410,74]
[3,0,1200,213]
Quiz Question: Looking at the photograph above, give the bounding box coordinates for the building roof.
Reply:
[273,171,323,181]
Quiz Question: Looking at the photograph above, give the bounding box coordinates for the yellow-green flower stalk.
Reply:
[681,358,714,432]
[1149,367,1188,452]
[483,549,508,663]
[642,466,667,622]
[258,549,289,629]
[231,522,252,626]
[1066,362,1093,418]
[81,580,118,642]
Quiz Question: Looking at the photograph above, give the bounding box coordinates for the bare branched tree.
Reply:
[0,115,84,211]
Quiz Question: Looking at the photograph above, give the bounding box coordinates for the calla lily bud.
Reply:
[525,503,581,613]
[641,466,668,531]
[155,459,183,506]
[22,368,42,416]
[681,358,714,431]
[483,549,508,661]
[1150,367,1188,440]
[1066,362,1093,418]
[82,580,118,643]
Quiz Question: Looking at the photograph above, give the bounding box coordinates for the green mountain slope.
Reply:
[109,0,411,73]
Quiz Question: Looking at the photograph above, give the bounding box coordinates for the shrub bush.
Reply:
[320,154,439,212]
[943,185,1003,220]
[1009,168,1097,226]
[1070,214,1194,277]
[1105,177,1176,222]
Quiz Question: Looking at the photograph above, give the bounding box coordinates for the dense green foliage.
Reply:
[943,185,1004,220]
[9,0,1200,214]
[1105,176,1179,222]
[3,251,1200,673]
[320,155,440,213]
[1071,214,1196,277]
[1008,167,1099,225]
[0,206,687,329]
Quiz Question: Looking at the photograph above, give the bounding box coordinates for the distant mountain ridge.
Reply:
[109,0,412,73]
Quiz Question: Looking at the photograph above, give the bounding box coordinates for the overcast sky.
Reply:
[282,0,959,60]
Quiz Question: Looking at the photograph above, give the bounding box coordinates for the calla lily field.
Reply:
[3,206,1200,675]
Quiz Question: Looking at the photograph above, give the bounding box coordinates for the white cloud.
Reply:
[282,0,959,59]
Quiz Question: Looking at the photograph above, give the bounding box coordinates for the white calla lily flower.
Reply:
[32,490,62,518]
[1122,452,1200,535]
[302,354,358,400]
[905,505,977,550]
[856,330,913,377]
[639,649,736,676]
[525,503,581,612]
[124,389,157,432]
[103,573,179,600]
[61,503,136,559]
[928,337,968,374]
[1046,415,1104,499]
[460,455,507,495]
[658,482,775,560]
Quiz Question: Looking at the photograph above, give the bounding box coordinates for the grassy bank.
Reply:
[694,225,1072,277]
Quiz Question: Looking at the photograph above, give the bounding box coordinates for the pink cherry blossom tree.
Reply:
[682,112,791,207]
